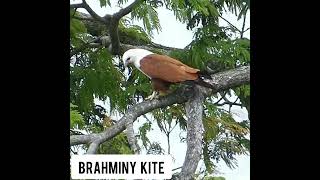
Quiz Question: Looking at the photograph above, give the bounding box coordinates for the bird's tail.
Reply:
[193,78,216,89]
[183,71,216,90]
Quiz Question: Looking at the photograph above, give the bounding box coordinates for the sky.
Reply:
[71,0,250,179]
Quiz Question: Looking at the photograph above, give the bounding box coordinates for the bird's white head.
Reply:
[122,48,153,69]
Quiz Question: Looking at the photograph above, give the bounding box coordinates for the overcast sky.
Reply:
[71,0,250,179]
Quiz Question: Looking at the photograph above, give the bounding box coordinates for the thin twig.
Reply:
[213,91,228,105]
[219,15,241,33]
[240,13,247,38]
[172,166,183,171]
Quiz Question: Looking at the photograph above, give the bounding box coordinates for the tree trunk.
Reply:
[179,86,205,179]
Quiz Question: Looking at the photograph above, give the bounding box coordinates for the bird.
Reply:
[122,48,213,100]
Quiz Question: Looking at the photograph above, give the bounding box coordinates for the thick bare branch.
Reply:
[87,141,100,154]
[71,12,182,56]
[179,86,205,179]
[70,87,191,148]
[70,3,84,9]
[120,42,182,55]
[113,0,143,20]
[70,133,97,145]
[70,66,250,154]
[126,121,140,154]
[71,0,142,55]
[70,34,183,56]
[73,16,95,22]
[108,18,121,54]
[201,65,250,95]
[149,42,184,52]
[108,0,143,54]
[82,0,105,23]
[70,1,105,23]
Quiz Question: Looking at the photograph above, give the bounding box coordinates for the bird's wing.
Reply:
[140,54,199,83]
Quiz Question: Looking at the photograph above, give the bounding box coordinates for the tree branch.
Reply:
[71,12,183,56]
[70,88,191,148]
[70,66,250,154]
[126,120,140,154]
[113,0,143,20]
[219,15,241,33]
[214,95,242,107]
[179,86,205,179]
[87,141,100,154]
[108,0,143,54]
[215,101,242,106]
[108,18,121,54]
[70,3,84,9]
[172,166,183,171]
[240,13,247,38]
[73,16,96,22]
[70,0,143,54]
[201,65,250,95]
[82,0,105,23]
[213,91,228,105]
[70,36,108,57]
[70,1,105,23]
[70,34,183,57]
[244,27,250,32]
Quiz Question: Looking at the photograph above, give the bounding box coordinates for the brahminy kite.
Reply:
[122,48,213,99]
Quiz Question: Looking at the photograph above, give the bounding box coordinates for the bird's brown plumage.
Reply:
[139,54,200,94]
[140,54,199,82]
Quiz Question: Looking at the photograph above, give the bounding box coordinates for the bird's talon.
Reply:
[146,91,159,100]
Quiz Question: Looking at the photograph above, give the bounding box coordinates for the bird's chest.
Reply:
[135,61,151,79]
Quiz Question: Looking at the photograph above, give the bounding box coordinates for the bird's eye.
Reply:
[126,57,130,61]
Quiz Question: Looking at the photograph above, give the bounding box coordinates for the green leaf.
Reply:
[131,2,161,36]
[99,0,111,7]
[138,122,152,149]
[203,142,214,174]
[119,24,152,44]
[98,133,133,154]
[70,18,87,37]
[70,103,84,129]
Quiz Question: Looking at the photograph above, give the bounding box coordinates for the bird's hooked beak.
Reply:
[123,57,131,80]
[123,56,131,69]
[124,61,129,68]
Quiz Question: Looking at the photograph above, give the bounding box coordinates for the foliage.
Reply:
[234,84,250,113]
[147,142,165,155]
[203,110,250,169]
[118,21,152,45]
[70,48,125,114]
[70,103,85,129]
[98,133,133,154]
[130,1,161,37]
[99,0,111,7]
[137,121,152,149]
